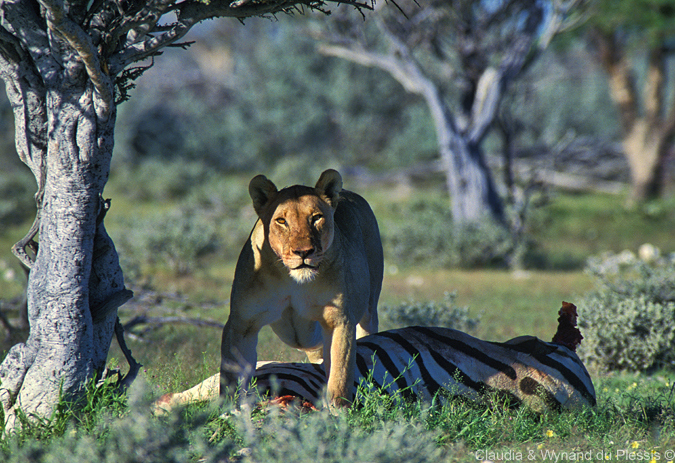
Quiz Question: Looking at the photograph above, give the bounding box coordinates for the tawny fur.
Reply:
[220,169,383,406]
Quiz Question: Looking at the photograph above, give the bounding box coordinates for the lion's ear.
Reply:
[315,169,342,208]
[249,175,278,216]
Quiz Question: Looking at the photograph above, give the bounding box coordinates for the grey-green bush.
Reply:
[577,252,675,372]
[380,292,480,333]
[381,199,515,269]
[111,159,215,202]
[0,168,36,228]
[114,207,219,277]
[243,409,447,463]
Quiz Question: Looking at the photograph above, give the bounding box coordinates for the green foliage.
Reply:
[244,408,447,463]
[508,46,620,146]
[268,156,344,189]
[588,0,675,43]
[3,362,675,461]
[577,251,675,372]
[2,408,203,463]
[1,375,128,448]
[381,198,515,269]
[0,168,35,229]
[114,206,219,276]
[107,165,255,278]
[110,159,215,203]
[379,292,480,333]
[112,19,435,174]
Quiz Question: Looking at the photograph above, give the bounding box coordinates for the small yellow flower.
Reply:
[649,459,657,463]
[545,429,555,438]
[537,443,544,449]
[631,441,640,449]
[602,387,609,393]
[605,456,610,461]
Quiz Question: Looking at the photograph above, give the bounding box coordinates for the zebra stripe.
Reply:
[250,325,596,411]
[410,326,519,380]
[154,325,596,414]
[376,331,443,396]
[493,337,596,405]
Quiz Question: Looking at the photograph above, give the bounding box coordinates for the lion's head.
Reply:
[248,169,343,283]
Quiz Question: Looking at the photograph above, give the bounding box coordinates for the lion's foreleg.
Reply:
[325,321,357,407]
[220,320,259,400]
[356,306,378,338]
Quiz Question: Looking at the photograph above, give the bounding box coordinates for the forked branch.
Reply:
[39,0,114,118]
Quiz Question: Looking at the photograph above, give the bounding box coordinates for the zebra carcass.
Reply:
[153,302,595,413]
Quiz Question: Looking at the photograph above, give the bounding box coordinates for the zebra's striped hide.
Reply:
[154,325,596,413]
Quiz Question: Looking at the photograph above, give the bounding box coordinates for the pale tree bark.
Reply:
[0,0,370,432]
[593,30,675,202]
[317,0,580,224]
[319,41,504,222]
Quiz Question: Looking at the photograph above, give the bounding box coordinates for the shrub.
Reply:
[0,168,36,229]
[577,250,675,372]
[245,408,447,463]
[382,199,515,269]
[380,292,480,333]
[110,159,215,202]
[114,207,219,277]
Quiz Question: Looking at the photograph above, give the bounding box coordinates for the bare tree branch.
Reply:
[466,67,502,143]
[124,315,225,333]
[177,0,372,22]
[114,319,142,392]
[643,47,665,129]
[0,27,47,176]
[539,0,587,50]
[109,0,373,73]
[0,26,47,269]
[318,43,428,94]
[109,0,175,50]
[108,19,195,74]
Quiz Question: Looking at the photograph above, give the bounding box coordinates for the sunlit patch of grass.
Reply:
[381,268,593,340]
[533,192,675,268]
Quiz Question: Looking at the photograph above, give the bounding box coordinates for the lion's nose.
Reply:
[292,246,315,259]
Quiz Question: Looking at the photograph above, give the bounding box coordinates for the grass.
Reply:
[531,191,675,269]
[1,174,675,460]
[2,370,674,462]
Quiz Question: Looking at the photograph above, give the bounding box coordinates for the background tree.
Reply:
[0,0,368,431]
[585,0,675,202]
[315,0,582,224]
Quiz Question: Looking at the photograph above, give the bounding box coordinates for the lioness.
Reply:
[220,169,383,406]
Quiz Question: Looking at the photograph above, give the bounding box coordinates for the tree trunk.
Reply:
[318,38,506,224]
[442,127,505,223]
[0,86,130,431]
[594,31,673,202]
[623,120,666,201]
[423,83,504,223]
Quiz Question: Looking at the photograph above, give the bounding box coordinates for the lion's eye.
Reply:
[275,217,287,226]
